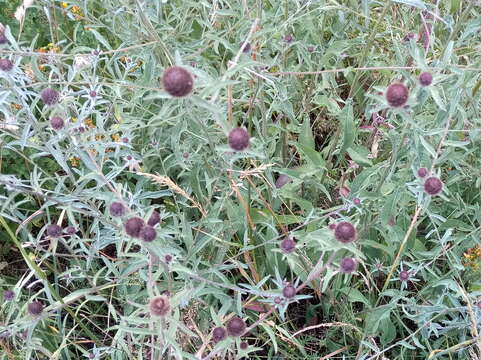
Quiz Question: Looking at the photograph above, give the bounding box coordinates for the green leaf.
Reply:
[364,305,394,335]
[339,287,371,308]
[339,102,356,156]
[347,147,372,167]
[299,117,315,150]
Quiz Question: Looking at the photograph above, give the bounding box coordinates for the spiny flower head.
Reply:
[46,224,63,237]
[50,116,64,130]
[109,202,125,217]
[28,301,44,316]
[339,257,357,273]
[334,221,357,243]
[212,327,227,343]
[149,295,170,317]
[0,58,13,72]
[226,316,246,337]
[385,82,409,107]
[139,225,156,242]
[399,270,410,281]
[124,217,145,237]
[419,72,433,86]
[41,88,60,106]
[282,284,296,298]
[228,127,250,151]
[424,176,443,196]
[162,66,194,97]
[280,237,296,254]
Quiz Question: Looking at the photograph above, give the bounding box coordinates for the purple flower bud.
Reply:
[65,226,77,235]
[122,137,129,143]
[89,90,97,98]
[282,284,296,298]
[240,341,249,350]
[0,34,8,45]
[109,202,125,217]
[419,72,433,86]
[149,295,170,316]
[4,290,14,301]
[307,46,315,52]
[417,167,428,178]
[284,34,293,43]
[165,254,173,264]
[27,301,44,316]
[328,223,337,230]
[46,224,63,237]
[50,116,64,130]
[275,174,292,189]
[353,198,361,205]
[0,58,13,72]
[424,176,443,196]
[124,217,145,237]
[334,221,357,243]
[274,296,282,304]
[162,66,194,97]
[212,327,227,343]
[339,258,357,273]
[41,88,60,106]
[399,270,410,281]
[226,316,246,337]
[147,210,160,226]
[182,152,189,159]
[139,225,156,242]
[228,128,250,151]
[280,237,296,254]
[385,83,409,107]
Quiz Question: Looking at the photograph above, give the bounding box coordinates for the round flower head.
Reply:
[353,198,361,205]
[65,226,77,235]
[280,237,296,254]
[284,34,293,43]
[149,295,170,317]
[419,72,433,86]
[147,210,160,227]
[239,41,251,53]
[228,127,249,151]
[226,316,246,337]
[417,167,428,178]
[28,301,43,316]
[124,217,145,237]
[164,254,173,264]
[282,284,296,299]
[328,223,337,230]
[212,327,227,343]
[162,66,194,97]
[0,34,8,45]
[46,224,63,238]
[275,174,292,189]
[4,290,14,301]
[385,82,409,107]
[139,225,156,242]
[307,46,315,52]
[240,341,249,350]
[424,176,443,196]
[340,258,357,273]
[41,88,60,106]
[0,58,13,72]
[50,116,64,130]
[109,202,125,217]
[334,221,357,243]
[399,270,410,281]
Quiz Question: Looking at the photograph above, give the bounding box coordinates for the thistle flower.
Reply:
[65,226,77,235]
[147,210,160,227]
[399,270,410,281]
[149,295,170,317]
[419,72,433,86]
[212,327,227,343]
[275,174,292,189]
[164,254,173,264]
[162,66,194,97]
[109,202,125,217]
[46,224,63,237]
[0,34,8,45]
[385,82,409,107]
[417,167,428,178]
[282,284,296,298]
[280,237,296,254]
[424,176,443,196]
[334,221,357,243]
[226,316,246,337]
[228,128,250,151]
[240,341,249,350]
[4,290,14,301]
[0,58,13,72]
[339,258,357,273]
[50,116,64,130]
[124,217,145,237]
[41,88,60,106]
[139,225,156,242]
[353,198,361,205]
[27,301,43,316]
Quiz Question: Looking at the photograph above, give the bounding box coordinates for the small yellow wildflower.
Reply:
[111,133,121,142]
[84,118,95,128]
[71,117,78,123]
[95,134,105,141]
[69,157,80,167]
[61,2,68,8]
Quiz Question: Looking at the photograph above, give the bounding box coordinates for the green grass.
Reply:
[1,0,481,359]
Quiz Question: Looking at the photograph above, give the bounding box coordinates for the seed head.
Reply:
[399,270,410,281]
[27,301,43,316]
[240,341,249,350]
[0,58,13,72]
[340,258,357,273]
[109,202,125,217]
[139,225,156,242]
[50,116,64,130]
[46,224,63,238]
[124,217,145,237]
[385,82,409,107]
[226,316,246,337]
[424,176,443,196]
[334,221,357,243]
[282,284,296,298]
[419,72,433,86]
[212,327,227,343]
[239,41,251,53]
[275,174,292,189]
[147,210,160,227]
[280,237,296,254]
[162,66,194,97]
[149,295,170,317]
[41,88,60,106]
[417,167,428,178]
[4,290,14,301]
[228,127,249,151]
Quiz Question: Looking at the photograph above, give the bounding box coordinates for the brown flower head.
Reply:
[226,316,246,337]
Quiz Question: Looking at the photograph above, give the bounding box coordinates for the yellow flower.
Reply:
[95,134,105,141]
[111,133,121,142]
[84,118,95,128]
[71,117,77,123]
[69,157,80,167]
[61,2,68,8]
